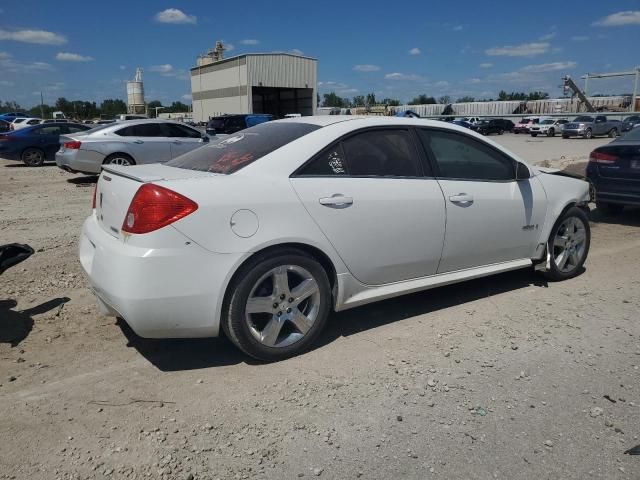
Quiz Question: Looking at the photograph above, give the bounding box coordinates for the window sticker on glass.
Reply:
[328,150,345,174]
[212,133,247,148]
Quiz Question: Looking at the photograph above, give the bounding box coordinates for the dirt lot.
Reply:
[1,134,639,479]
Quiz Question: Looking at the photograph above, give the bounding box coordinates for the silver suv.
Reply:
[55,119,208,174]
[530,118,568,137]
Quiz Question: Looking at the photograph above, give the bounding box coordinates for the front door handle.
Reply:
[172,141,182,144]
[133,140,144,144]
[449,193,474,204]
[319,194,353,208]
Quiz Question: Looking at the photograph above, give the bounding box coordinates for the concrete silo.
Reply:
[126,68,146,114]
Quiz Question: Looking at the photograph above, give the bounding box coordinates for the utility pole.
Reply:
[154,106,165,118]
[40,92,45,119]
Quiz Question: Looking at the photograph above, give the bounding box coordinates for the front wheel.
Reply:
[222,249,331,361]
[608,128,617,138]
[583,128,593,139]
[547,128,555,137]
[531,133,538,137]
[22,148,45,167]
[543,207,590,281]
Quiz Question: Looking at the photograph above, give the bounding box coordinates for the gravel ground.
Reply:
[1,134,639,479]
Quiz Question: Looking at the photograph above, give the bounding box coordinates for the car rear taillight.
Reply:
[63,141,81,149]
[589,151,618,164]
[122,184,198,234]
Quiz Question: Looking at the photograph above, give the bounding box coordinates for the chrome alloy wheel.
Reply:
[108,156,132,166]
[245,265,321,348]
[552,216,587,273]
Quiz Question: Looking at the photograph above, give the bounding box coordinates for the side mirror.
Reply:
[516,162,532,180]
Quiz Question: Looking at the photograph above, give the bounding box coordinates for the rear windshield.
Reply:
[166,122,321,174]
[540,119,554,125]
[208,118,225,129]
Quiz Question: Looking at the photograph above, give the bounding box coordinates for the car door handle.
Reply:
[172,140,182,144]
[319,194,353,208]
[449,193,474,204]
[133,140,144,144]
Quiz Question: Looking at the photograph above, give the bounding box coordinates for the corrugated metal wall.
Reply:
[246,55,317,89]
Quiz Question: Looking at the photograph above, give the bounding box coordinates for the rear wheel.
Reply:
[104,153,135,166]
[499,129,504,135]
[544,207,590,281]
[547,128,555,137]
[222,249,331,361]
[596,201,624,215]
[22,148,45,167]
[608,128,617,138]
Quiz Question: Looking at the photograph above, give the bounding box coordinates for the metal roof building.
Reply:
[190,53,317,122]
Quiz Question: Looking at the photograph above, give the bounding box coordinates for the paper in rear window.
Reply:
[166,122,320,174]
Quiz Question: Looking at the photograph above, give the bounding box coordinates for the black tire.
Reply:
[583,128,592,139]
[562,134,569,139]
[543,207,590,281]
[514,130,519,134]
[608,128,617,138]
[547,128,555,137]
[222,248,331,361]
[596,201,624,215]
[531,133,538,137]
[103,153,135,166]
[21,148,45,167]
[499,129,504,135]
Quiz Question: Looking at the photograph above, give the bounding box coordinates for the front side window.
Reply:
[341,129,421,177]
[36,126,62,135]
[418,129,515,181]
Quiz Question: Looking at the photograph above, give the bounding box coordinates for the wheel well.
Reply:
[22,146,44,157]
[103,152,134,164]
[222,243,338,316]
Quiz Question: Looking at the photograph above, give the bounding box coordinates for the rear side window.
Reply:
[418,129,515,181]
[36,126,62,135]
[342,130,421,177]
[162,123,202,138]
[166,122,320,174]
[116,123,165,137]
[299,145,348,176]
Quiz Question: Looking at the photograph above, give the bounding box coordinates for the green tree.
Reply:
[147,100,162,117]
[437,95,451,105]
[165,101,190,113]
[408,94,436,105]
[456,96,476,103]
[322,92,346,108]
[99,98,127,118]
[527,91,549,101]
[365,92,376,106]
[380,98,400,106]
[352,95,365,107]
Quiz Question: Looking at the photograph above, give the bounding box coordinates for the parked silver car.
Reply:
[55,120,208,174]
[529,118,568,137]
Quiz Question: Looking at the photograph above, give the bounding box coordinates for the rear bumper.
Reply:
[587,167,640,206]
[56,148,105,174]
[79,214,244,338]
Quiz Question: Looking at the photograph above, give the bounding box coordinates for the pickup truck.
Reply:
[562,115,620,139]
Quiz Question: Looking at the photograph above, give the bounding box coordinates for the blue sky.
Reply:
[1,1,639,107]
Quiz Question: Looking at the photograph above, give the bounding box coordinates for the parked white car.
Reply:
[530,118,569,137]
[80,117,591,360]
[56,119,208,174]
[10,117,41,130]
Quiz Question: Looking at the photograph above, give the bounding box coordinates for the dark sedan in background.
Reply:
[587,126,640,213]
[0,122,90,166]
[475,119,505,135]
[0,119,10,133]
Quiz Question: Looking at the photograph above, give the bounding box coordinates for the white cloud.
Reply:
[452,25,463,31]
[0,53,53,73]
[290,48,304,55]
[434,80,450,88]
[384,72,422,81]
[485,42,550,57]
[0,51,10,60]
[154,8,197,24]
[181,94,192,101]
[593,11,640,27]
[0,28,66,45]
[240,39,259,45]
[149,64,174,74]
[539,32,556,41]
[408,47,421,55]
[119,65,126,70]
[521,61,577,72]
[571,35,589,41]
[338,88,359,94]
[479,63,493,68]
[353,64,380,72]
[224,42,235,52]
[467,78,482,84]
[56,52,94,62]
[0,80,13,86]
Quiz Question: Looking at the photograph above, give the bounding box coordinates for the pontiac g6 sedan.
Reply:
[80,116,591,361]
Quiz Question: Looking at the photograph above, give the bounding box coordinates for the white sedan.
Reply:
[80,116,591,361]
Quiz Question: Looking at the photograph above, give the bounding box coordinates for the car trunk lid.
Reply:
[96,164,216,239]
[594,144,640,182]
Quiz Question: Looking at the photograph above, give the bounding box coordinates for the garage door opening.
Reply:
[252,87,314,118]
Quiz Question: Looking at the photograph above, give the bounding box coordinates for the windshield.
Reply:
[519,119,530,124]
[540,120,554,125]
[207,119,226,129]
[574,116,594,122]
[166,122,320,174]
[620,127,640,141]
